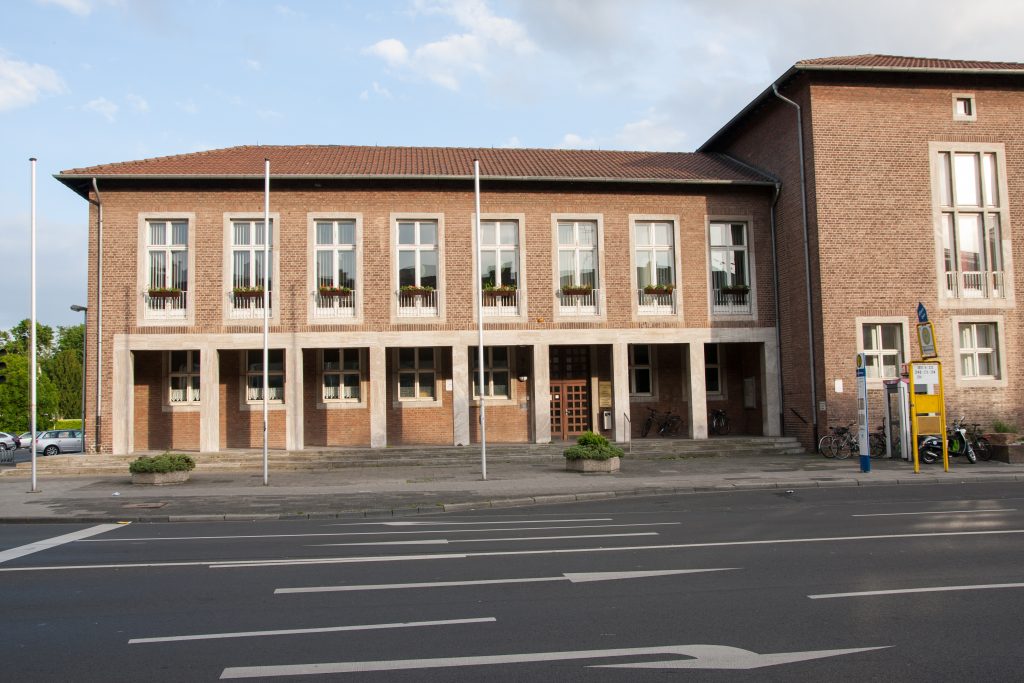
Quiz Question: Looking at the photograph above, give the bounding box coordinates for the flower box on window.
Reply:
[399,285,435,297]
[561,284,593,297]
[233,286,266,299]
[318,285,353,298]
[719,285,749,295]
[148,287,182,299]
[483,284,517,303]
[643,284,674,295]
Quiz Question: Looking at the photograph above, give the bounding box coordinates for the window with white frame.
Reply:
[635,221,675,289]
[315,220,357,291]
[245,349,284,402]
[168,350,200,404]
[147,220,188,294]
[953,94,976,121]
[629,345,652,396]
[861,323,903,379]
[322,348,360,401]
[397,348,435,400]
[557,221,598,290]
[704,344,722,396]
[471,346,510,399]
[397,220,438,289]
[232,220,273,295]
[934,148,1006,298]
[958,322,1000,379]
[480,220,519,290]
[709,222,749,307]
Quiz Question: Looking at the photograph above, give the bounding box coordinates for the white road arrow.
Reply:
[275,568,734,594]
[221,643,889,678]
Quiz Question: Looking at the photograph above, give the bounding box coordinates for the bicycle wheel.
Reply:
[976,437,992,461]
[869,433,886,458]
[640,417,652,438]
[718,416,731,435]
[832,436,853,459]
[818,435,835,458]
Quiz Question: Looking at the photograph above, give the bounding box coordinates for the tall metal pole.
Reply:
[262,158,270,486]
[30,158,38,493]
[474,160,487,481]
[71,305,87,454]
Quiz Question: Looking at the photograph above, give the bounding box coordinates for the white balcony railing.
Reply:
[169,386,200,403]
[246,384,285,402]
[313,291,357,318]
[229,292,271,319]
[637,288,677,315]
[397,289,438,317]
[481,289,520,317]
[557,288,601,316]
[144,291,188,320]
[711,287,751,314]
[945,270,1005,299]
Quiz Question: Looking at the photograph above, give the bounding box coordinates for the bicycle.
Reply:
[640,407,684,438]
[821,423,857,460]
[964,421,992,461]
[869,423,888,459]
[709,408,730,436]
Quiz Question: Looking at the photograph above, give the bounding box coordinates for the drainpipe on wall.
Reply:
[771,84,818,444]
[88,178,102,453]
[769,182,785,435]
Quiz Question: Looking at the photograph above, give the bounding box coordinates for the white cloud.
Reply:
[83,96,118,122]
[559,133,596,149]
[257,109,283,120]
[0,56,66,112]
[613,110,688,151]
[500,136,521,148]
[275,4,303,17]
[126,93,149,112]
[245,59,262,71]
[366,39,409,67]
[176,98,199,114]
[35,0,93,16]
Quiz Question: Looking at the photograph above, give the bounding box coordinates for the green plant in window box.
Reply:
[561,284,593,297]
[318,285,353,298]
[483,282,517,303]
[399,285,435,297]
[719,284,750,295]
[233,286,266,298]
[643,283,674,295]
[147,286,182,299]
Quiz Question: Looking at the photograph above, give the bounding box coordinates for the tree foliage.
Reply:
[0,352,59,433]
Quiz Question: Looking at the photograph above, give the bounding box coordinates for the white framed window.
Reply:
[557,220,598,290]
[316,219,357,290]
[480,220,519,290]
[397,348,436,401]
[629,345,653,397]
[952,93,976,122]
[705,344,723,398]
[709,221,751,314]
[861,323,903,379]
[322,349,361,402]
[232,219,274,295]
[958,322,999,379]
[168,350,200,404]
[245,349,284,402]
[397,220,438,290]
[932,144,1008,301]
[147,220,189,293]
[635,221,675,289]
[471,346,511,400]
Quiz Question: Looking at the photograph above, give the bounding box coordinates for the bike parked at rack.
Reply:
[640,407,685,438]
[818,423,858,460]
[964,420,992,461]
[709,409,730,436]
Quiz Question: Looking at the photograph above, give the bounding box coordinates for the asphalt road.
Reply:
[2,483,1023,681]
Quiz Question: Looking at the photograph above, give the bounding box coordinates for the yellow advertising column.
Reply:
[908,360,948,473]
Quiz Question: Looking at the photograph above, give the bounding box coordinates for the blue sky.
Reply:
[2,0,1021,330]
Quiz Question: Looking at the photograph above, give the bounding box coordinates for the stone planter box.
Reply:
[565,456,620,473]
[990,443,1024,464]
[132,470,191,485]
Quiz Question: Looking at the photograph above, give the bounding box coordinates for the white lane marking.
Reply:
[810,582,1024,599]
[276,569,734,594]
[377,518,612,526]
[84,523,679,543]
[129,617,495,644]
[6,528,1024,573]
[0,524,126,564]
[219,643,888,678]
[312,532,658,547]
[853,509,1016,517]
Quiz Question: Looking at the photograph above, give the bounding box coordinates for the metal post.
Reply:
[30,158,38,493]
[263,159,270,486]
[71,305,88,454]
[474,160,487,481]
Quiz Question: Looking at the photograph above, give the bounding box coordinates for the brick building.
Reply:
[56,54,1023,454]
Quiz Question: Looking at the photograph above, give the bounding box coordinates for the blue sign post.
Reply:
[917,302,928,323]
[855,353,870,473]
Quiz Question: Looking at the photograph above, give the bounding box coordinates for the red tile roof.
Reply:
[56,145,772,186]
[796,54,1024,72]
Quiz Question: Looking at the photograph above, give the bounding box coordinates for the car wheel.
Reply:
[0,443,7,451]
[44,445,59,456]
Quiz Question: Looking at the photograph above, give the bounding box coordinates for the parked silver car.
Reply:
[35,429,84,456]
[0,432,16,451]
[17,432,33,449]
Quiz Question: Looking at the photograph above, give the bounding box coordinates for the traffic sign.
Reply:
[917,302,928,323]
[917,322,937,359]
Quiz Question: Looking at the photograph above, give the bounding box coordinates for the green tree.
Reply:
[0,353,59,433]
[46,348,82,420]
[1,319,55,360]
[56,323,84,357]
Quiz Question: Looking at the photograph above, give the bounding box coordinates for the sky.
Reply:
[2,0,1022,330]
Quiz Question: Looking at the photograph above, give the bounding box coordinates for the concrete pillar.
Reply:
[612,342,630,443]
[531,344,551,443]
[370,345,387,448]
[199,346,220,453]
[451,344,470,446]
[762,340,782,436]
[286,344,304,451]
[112,345,133,455]
[688,342,708,439]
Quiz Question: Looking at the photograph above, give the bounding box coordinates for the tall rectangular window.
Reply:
[861,323,903,379]
[246,349,284,402]
[557,221,598,289]
[148,221,189,292]
[704,344,722,396]
[315,220,357,290]
[232,220,274,292]
[397,348,436,401]
[709,222,750,313]
[959,322,1000,379]
[935,148,1006,299]
[471,346,510,399]
[629,345,652,396]
[479,220,519,290]
[397,220,438,289]
[322,348,361,401]
[168,350,200,404]
[635,221,675,289]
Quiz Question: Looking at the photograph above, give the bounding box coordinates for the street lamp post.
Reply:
[70,305,87,454]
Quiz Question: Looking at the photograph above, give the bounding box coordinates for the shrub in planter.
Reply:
[643,283,674,295]
[233,286,266,299]
[130,453,195,484]
[399,285,435,297]
[561,284,593,297]
[564,431,623,472]
[318,285,353,297]
[147,286,182,298]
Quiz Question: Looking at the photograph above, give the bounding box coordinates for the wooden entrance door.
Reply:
[550,346,591,440]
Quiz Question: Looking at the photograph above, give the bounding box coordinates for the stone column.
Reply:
[112,343,133,455]
[612,342,630,443]
[370,345,387,448]
[451,344,470,446]
[199,346,220,453]
[688,342,708,439]
[531,344,551,443]
[762,340,782,436]
[286,343,304,451]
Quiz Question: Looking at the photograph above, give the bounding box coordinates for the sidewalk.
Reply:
[1,453,1022,522]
